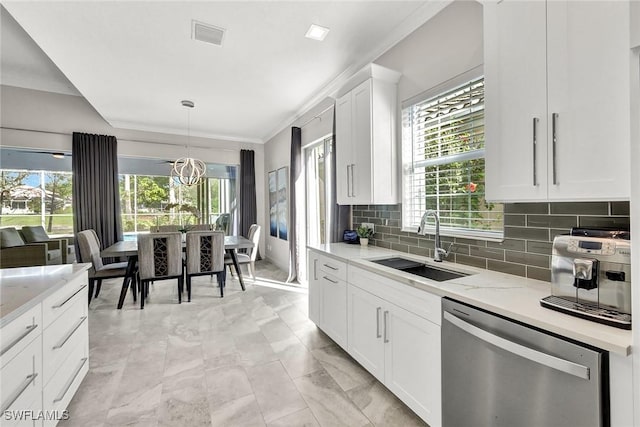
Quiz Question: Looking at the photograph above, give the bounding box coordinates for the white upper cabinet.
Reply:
[484,0,630,202]
[336,64,401,205]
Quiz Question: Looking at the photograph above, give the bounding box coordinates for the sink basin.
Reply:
[371,257,469,282]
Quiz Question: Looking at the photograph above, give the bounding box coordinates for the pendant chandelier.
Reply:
[172,100,206,186]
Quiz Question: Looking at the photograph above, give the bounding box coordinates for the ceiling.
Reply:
[1,1,448,144]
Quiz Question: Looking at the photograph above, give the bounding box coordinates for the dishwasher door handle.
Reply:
[444,311,590,380]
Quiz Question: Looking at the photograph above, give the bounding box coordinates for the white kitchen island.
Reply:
[1,264,90,427]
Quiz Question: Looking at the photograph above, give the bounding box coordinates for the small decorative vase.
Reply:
[360,238,369,247]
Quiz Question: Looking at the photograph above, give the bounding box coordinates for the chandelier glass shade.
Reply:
[172,100,206,186]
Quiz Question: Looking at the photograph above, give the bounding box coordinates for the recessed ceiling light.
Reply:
[305,24,330,41]
[52,153,65,159]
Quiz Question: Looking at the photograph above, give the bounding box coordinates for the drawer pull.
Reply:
[1,373,38,412]
[52,284,88,309]
[323,263,338,271]
[52,317,87,350]
[53,357,87,403]
[322,276,338,284]
[0,324,38,357]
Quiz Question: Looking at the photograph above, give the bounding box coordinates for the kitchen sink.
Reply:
[371,257,470,282]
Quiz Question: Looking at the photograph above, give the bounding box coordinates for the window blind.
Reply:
[402,76,503,239]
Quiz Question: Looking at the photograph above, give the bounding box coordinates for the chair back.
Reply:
[77,229,104,272]
[189,224,213,231]
[137,232,182,280]
[154,225,181,233]
[247,224,261,262]
[185,231,225,274]
[214,214,231,235]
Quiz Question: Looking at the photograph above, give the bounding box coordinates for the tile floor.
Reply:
[60,260,427,427]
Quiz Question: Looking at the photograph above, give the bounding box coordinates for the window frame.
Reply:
[401,66,503,241]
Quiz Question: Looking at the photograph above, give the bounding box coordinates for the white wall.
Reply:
[262,1,483,271]
[0,85,266,255]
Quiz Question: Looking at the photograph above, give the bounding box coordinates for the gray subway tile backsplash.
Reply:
[353,201,629,282]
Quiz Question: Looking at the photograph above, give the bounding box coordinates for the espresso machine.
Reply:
[540,228,631,329]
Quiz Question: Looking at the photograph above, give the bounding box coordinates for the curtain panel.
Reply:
[239,149,257,238]
[72,132,123,260]
[287,127,302,283]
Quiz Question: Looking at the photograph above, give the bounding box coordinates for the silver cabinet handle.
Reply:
[53,357,87,403]
[313,259,318,281]
[323,263,338,271]
[444,312,589,380]
[53,316,87,350]
[322,276,338,284]
[376,307,382,338]
[383,310,389,343]
[1,373,38,412]
[350,163,356,197]
[346,165,352,197]
[0,324,38,357]
[552,113,558,185]
[52,284,88,309]
[532,117,539,186]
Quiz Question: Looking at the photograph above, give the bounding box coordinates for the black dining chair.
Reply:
[185,231,226,299]
[137,232,184,309]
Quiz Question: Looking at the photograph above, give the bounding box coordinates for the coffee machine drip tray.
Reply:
[540,295,631,329]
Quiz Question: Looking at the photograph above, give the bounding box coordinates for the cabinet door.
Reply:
[546,1,630,200]
[484,0,548,201]
[335,92,352,204]
[307,252,321,325]
[319,275,348,348]
[347,285,385,381]
[384,305,441,427]
[350,79,373,205]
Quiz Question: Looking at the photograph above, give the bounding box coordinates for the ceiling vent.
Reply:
[192,20,225,47]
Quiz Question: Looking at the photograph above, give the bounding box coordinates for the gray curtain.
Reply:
[287,127,301,283]
[330,106,352,242]
[72,132,123,260]
[239,149,257,238]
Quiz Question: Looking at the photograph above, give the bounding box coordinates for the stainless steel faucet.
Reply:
[418,210,451,262]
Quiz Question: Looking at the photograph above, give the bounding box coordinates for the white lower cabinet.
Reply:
[347,283,441,426]
[347,264,442,427]
[384,302,440,426]
[307,250,348,349]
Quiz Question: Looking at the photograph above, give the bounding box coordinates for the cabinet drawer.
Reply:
[349,265,442,325]
[42,275,88,327]
[1,304,41,367]
[1,337,42,416]
[42,296,88,386]
[317,254,347,282]
[43,342,88,427]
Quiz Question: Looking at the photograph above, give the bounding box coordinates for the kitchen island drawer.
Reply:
[1,304,41,367]
[42,295,88,386]
[42,342,88,427]
[41,275,87,327]
[0,336,42,417]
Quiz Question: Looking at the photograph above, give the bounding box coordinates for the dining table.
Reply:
[101,235,255,309]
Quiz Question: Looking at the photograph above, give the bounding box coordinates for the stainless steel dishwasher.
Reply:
[442,298,609,427]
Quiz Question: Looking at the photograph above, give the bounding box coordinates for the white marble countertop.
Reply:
[0,263,91,327]
[309,243,632,356]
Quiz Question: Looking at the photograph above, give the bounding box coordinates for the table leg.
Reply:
[117,255,138,309]
[227,249,245,291]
